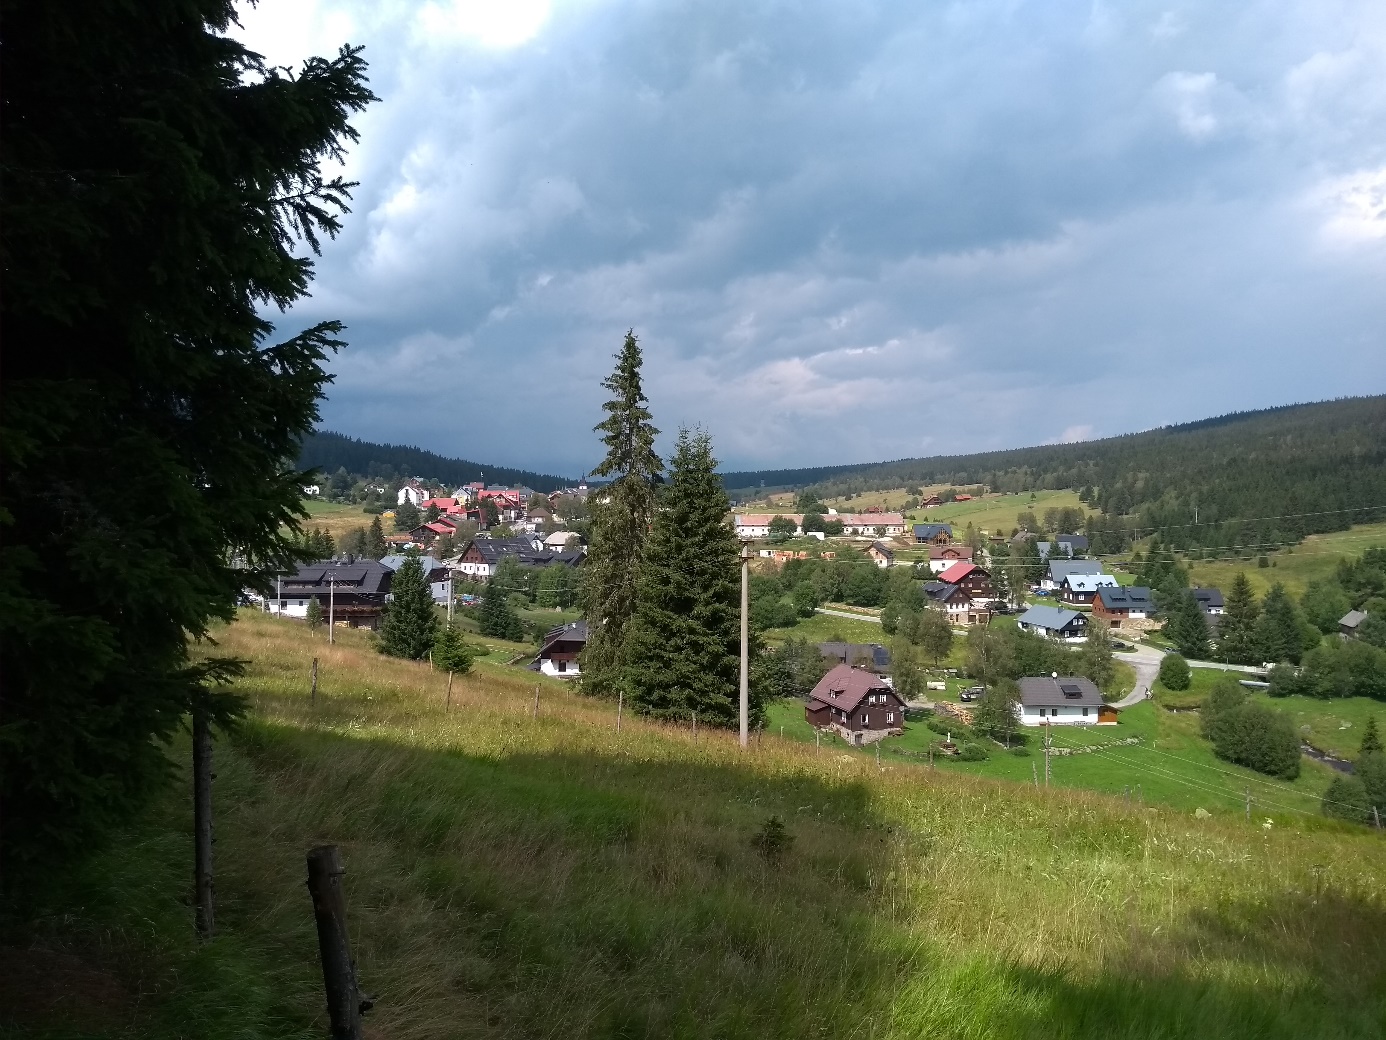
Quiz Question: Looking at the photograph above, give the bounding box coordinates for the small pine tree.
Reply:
[1361,716,1383,756]
[433,624,475,676]
[378,555,438,659]
[305,596,324,633]
[367,515,388,558]
[479,577,524,641]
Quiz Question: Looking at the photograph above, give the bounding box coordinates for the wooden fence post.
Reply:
[533,687,540,720]
[445,671,454,709]
[616,690,623,734]
[311,657,319,707]
[306,845,368,1040]
[192,707,215,938]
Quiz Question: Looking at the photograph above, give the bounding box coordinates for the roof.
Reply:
[1191,587,1224,609]
[279,559,394,597]
[1048,558,1104,581]
[461,537,585,569]
[1062,573,1119,593]
[1018,676,1105,708]
[818,642,891,670]
[379,555,450,578]
[936,561,980,584]
[929,544,972,560]
[922,580,966,603]
[842,513,905,527]
[539,620,587,656]
[1057,533,1089,550]
[1017,605,1085,631]
[870,541,895,559]
[913,523,953,538]
[734,513,804,527]
[806,663,896,714]
[1341,609,1368,629]
[1095,585,1154,611]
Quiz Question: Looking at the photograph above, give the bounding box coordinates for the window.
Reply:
[861,714,868,725]
[558,661,567,673]
[887,713,895,723]
[1081,706,1088,716]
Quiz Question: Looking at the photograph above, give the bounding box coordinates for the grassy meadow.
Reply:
[739,488,1086,536]
[10,611,1386,1040]
[300,498,384,546]
[1183,522,1386,600]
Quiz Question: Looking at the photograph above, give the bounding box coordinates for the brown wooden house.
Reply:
[805,664,906,745]
[935,561,993,604]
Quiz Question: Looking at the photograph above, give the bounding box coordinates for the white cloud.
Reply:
[1153,71,1221,140]
[415,0,551,49]
[1312,166,1386,243]
[1059,424,1095,444]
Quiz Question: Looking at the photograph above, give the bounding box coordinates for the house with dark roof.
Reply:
[936,561,993,604]
[1092,586,1155,626]
[1017,676,1116,726]
[379,555,453,604]
[913,523,954,544]
[805,664,906,745]
[867,541,895,569]
[923,581,988,625]
[1016,605,1089,641]
[818,642,891,672]
[1059,572,1118,605]
[1042,557,1104,590]
[1340,610,1369,638]
[269,558,395,630]
[532,620,587,678]
[454,537,584,580]
[1191,587,1225,614]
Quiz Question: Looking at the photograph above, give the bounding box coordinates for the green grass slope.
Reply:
[8,613,1385,1039]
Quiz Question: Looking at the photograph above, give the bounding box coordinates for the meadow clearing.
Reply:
[12,613,1385,1039]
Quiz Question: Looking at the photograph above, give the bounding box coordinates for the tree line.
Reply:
[299,429,572,493]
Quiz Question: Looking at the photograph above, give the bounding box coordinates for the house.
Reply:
[1059,572,1118,605]
[454,537,585,579]
[954,494,973,501]
[421,497,466,515]
[267,558,395,630]
[543,530,581,550]
[920,495,943,508]
[734,513,804,539]
[1043,557,1104,590]
[818,642,891,672]
[1092,586,1155,626]
[379,555,453,605]
[840,513,907,537]
[927,544,973,573]
[923,581,989,625]
[1340,610,1369,638]
[1038,534,1089,559]
[533,620,587,678]
[302,484,321,497]
[1016,604,1089,641]
[1192,587,1225,615]
[805,664,906,745]
[1016,676,1116,727]
[397,480,427,507]
[913,523,953,545]
[409,521,462,545]
[867,541,895,568]
[935,561,993,604]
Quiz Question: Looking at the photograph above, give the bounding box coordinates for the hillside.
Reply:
[11,612,1385,1039]
[299,430,574,492]
[729,396,1386,552]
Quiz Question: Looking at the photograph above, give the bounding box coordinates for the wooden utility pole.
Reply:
[739,544,751,749]
[311,657,319,707]
[328,573,335,645]
[192,706,215,939]
[306,845,367,1040]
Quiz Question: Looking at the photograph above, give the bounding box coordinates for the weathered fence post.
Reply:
[616,690,623,734]
[192,707,215,938]
[532,686,540,721]
[306,845,368,1040]
[445,670,454,709]
[311,657,319,707]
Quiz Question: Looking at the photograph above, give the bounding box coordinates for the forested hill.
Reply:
[298,430,574,492]
[731,396,1386,551]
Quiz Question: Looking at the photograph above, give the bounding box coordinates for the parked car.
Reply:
[987,600,1013,615]
[1112,639,1131,650]
[959,686,985,702]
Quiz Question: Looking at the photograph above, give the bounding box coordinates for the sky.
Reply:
[234,0,1386,477]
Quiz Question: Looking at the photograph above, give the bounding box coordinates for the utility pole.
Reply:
[1044,720,1051,788]
[328,570,336,645]
[739,543,751,749]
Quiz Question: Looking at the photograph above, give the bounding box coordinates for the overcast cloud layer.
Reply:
[236,0,1386,476]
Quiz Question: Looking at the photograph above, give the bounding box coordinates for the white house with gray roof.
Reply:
[1042,557,1104,590]
[1016,605,1089,641]
[1016,676,1115,726]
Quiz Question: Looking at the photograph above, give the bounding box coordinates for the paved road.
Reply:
[1110,643,1165,709]
[815,607,882,623]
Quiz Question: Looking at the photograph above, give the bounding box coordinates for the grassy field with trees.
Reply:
[10,611,1386,1039]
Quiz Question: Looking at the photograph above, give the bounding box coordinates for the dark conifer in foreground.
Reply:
[378,555,439,659]
[582,331,663,695]
[624,429,763,728]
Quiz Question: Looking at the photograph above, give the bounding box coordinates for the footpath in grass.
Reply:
[8,611,1385,1040]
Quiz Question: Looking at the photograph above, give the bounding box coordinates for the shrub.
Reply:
[1321,775,1370,824]
[1358,752,1386,817]
[752,816,793,863]
[1200,675,1247,738]
[957,742,989,761]
[1008,745,1032,757]
[1158,654,1191,691]
[1208,702,1301,779]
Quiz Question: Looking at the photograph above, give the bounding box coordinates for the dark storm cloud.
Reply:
[237,0,1386,474]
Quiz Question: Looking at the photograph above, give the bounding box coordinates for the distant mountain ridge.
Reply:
[299,430,575,493]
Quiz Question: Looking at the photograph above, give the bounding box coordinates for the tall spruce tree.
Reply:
[624,429,760,727]
[1217,572,1261,664]
[0,3,375,869]
[1255,583,1305,664]
[479,576,524,641]
[367,515,388,558]
[1165,588,1211,659]
[581,331,663,695]
[378,555,439,659]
